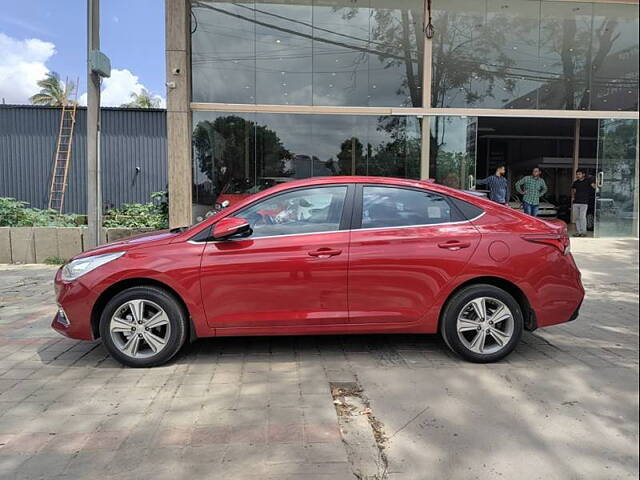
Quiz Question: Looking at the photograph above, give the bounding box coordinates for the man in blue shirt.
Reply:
[476,165,509,205]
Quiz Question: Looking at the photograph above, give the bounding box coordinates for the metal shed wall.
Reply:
[0,105,167,214]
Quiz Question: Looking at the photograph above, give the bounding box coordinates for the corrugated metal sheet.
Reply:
[0,104,167,214]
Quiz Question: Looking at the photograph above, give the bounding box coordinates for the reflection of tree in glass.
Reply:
[371,7,423,107]
[333,4,423,107]
[599,120,637,202]
[431,12,501,107]
[542,15,626,110]
[429,116,474,189]
[432,5,635,110]
[371,116,420,179]
[336,137,364,175]
[192,116,291,197]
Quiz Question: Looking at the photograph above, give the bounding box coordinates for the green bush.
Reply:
[103,191,169,229]
[1,192,169,229]
[0,198,82,227]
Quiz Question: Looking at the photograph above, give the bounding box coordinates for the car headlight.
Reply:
[61,252,125,282]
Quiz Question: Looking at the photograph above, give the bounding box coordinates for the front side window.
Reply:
[234,186,347,238]
[361,186,461,228]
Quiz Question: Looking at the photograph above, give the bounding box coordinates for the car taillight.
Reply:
[522,234,570,254]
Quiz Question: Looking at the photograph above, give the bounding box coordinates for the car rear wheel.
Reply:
[99,286,187,368]
[441,284,523,363]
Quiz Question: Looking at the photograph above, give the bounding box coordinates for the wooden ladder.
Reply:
[48,96,78,213]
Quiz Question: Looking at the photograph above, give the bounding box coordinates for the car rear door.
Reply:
[199,184,354,330]
[348,184,481,325]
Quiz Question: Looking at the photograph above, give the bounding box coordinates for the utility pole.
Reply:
[87,0,101,248]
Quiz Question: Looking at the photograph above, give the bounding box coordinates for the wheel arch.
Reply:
[439,276,537,332]
[90,278,195,341]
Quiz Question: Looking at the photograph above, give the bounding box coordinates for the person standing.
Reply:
[515,167,548,217]
[476,165,510,205]
[571,169,596,237]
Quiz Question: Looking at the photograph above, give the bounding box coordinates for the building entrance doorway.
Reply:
[469,116,638,238]
[476,117,598,231]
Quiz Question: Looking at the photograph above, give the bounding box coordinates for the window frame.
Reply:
[222,183,357,240]
[351,183,469,231]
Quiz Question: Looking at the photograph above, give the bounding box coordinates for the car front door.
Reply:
[200,185,353,330]
[348,185,481,325]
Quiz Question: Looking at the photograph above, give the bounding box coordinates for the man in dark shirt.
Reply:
[476,165,509,205]
[571,169,596,237]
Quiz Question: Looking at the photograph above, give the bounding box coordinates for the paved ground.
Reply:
[0,238,638,480]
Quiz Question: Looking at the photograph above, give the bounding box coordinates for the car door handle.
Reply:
[438,240,471,251]
[308,248,342,258]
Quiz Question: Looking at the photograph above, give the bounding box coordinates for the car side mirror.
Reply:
[212,217,251,240]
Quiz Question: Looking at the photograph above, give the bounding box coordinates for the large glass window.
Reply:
[192,0,424,107]
[595,118,638,238]
[432,0,639,111]
[590,3,639,111]
[191,1,256,104]
[430,116,477,190]
[235,186,348,237]
[192,112,422,213]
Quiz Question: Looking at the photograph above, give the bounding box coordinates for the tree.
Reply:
[121,89,161,108]
[29,72,76,106]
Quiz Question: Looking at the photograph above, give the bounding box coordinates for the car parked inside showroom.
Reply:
[52,177,584,367]
[508,194,559,217]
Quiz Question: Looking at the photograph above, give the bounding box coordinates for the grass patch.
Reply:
[43,256,67,265]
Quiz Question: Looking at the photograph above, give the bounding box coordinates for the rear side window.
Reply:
[450,197,485,220]
[361,186,464,228]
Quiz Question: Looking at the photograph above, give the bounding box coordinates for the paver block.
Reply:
[34,227,59,263]
[8,228,35,264]
[57,227,84,261]
[0,227,11,263]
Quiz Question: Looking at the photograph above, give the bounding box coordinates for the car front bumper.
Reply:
[51,267,98,341]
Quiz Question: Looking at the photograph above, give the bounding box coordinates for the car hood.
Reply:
[72,230,177,260]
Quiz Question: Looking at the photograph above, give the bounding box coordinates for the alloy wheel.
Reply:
[109,299,171,359]
[456,297,515,355]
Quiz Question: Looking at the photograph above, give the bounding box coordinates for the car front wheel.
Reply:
[99,286,188,367]
[441,284,523,363]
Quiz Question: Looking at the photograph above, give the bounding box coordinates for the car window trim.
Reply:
[353,183,468,230]
[189,214,485,245]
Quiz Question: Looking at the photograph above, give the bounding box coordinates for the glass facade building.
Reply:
[188,0,639,237]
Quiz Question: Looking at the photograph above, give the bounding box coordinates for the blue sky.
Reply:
[0,0,165,106]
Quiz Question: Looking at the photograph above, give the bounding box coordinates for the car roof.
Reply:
[264,176,494,205]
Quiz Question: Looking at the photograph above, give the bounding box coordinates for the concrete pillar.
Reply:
[420,2,433,181]
[166,0,192,228]
[86,0,102,248]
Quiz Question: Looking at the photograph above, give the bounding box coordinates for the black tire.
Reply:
[99,286,188,368]
[440,284,523,363]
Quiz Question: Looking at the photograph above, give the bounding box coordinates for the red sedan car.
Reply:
[52,177,584,367]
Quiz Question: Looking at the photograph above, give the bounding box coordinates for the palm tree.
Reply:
[30,72,75,106]
[121,89,161,108]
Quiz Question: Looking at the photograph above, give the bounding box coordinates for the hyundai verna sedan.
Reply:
[52,177,584,367]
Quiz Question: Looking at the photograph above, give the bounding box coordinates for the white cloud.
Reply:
[79,68,165,108]
[0,32,56,104]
